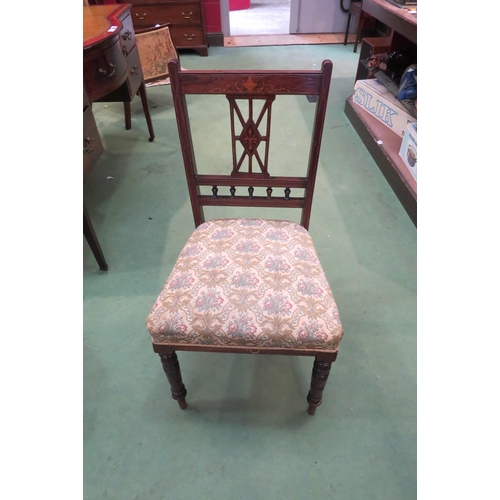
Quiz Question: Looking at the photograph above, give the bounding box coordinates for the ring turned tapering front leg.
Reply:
[307,357,333,415]
[159,351,187,409]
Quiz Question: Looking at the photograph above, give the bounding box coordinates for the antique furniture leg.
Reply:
[343,12,353,46]
[353,10,365,53]
[159,351,187,409]
[123,92,154,139]
[124,102,132,130]
[138,82,155,142]
[307,354,337,415]
[83,203,108,271]
[343,2,366,54]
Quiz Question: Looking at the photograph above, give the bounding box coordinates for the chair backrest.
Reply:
[168,58,333,230]
[136,24,178,84]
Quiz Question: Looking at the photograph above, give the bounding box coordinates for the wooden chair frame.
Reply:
[152,59,340,415]
[168,58,332,231]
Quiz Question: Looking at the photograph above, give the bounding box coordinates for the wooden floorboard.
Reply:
[224,33,356,47]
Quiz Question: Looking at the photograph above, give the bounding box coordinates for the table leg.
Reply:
[83,203,108,271]
[138,82,155,142]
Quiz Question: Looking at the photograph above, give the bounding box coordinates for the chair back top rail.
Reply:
[171,65,331,96]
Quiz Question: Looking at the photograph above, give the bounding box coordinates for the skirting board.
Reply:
[208,33,224,47]
[224,33,356,47]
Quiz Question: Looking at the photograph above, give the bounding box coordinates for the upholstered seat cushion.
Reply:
[146,219,343,352]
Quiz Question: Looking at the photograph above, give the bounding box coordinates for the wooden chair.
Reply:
[146,59,344,415]
[123,24,178,130]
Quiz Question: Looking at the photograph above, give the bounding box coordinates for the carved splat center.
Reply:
[240,122,261,155]
[227,96,275,177]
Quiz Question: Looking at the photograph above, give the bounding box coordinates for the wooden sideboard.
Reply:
[116,0,208,56]
[83,3,155,140]
[83,4,157,270]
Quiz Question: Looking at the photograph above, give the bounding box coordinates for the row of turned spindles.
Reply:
[211,186,292,200]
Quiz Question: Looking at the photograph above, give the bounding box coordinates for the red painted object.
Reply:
[229,0,250,11]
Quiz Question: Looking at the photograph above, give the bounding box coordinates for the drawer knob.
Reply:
[122,30,133,41]
[182,11,193,19]
[136,12,147,20]
[131,65,140,76]
[83,136,95,154]
[184,34,195,41]
[98,63,116,77]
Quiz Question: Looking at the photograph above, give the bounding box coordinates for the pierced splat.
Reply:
[227,96,275,178]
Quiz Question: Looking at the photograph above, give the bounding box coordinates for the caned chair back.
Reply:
[167,58,333,230]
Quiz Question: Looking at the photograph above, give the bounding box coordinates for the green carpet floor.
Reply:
[83,43,416,499]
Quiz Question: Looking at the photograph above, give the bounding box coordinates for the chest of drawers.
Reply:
[117,0,208,56]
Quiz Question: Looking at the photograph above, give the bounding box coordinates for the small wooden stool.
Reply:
[343,1,367,54]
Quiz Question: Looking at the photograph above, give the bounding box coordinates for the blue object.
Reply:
[398,66,417,101]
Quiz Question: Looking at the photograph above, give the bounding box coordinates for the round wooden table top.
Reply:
[83,4,129,49]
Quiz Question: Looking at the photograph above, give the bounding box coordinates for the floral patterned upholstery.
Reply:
[147,218,343,352]
[136,25,178,84]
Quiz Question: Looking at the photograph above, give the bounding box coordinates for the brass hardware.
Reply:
[122,30,132,41]
[182,11,193,18]
[184,34,195,41]
[131,66,140,76]
[98,63,116,77]
[136,12,147,20]
[122,46,128,56]
[83,136,95,153]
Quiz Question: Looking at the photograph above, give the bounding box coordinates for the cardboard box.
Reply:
[353,79,416,138]
[399,122,417,181]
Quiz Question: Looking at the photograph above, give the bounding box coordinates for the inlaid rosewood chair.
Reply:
[146,59,344,415]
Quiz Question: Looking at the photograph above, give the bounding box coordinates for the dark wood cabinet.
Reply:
[83,106,103,180]
[84,4,155,139]
[83,3,158,270]
[83,88,108,271]
[116,0,208,56]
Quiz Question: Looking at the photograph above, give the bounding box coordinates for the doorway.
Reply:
[229,0,291,36]
[222,0,354,41]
